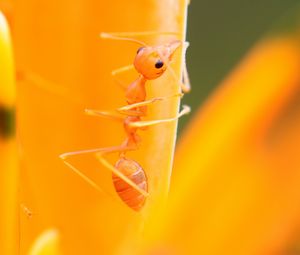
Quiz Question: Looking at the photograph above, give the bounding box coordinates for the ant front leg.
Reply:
[101,31,181,37]
[117,93,183,115]
[100,31,182,49]
[163,60,191,94]
[158,41,191,93]
[182,62,191,93]
[100,31,180,42]
[85,109,124,121]
[111,64,134,90]
[182,41,191,93]
[129,105,191,128]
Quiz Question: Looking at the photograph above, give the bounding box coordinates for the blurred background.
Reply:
[2,0,300,254]
[182,0,299,131]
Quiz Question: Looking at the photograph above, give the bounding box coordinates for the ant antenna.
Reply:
[100,31,181,47]
[100,33,147,46]
[158,52,191,93]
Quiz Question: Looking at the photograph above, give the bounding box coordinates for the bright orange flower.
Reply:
[140,36,300,254]
[13,0,188,254]
[3,1,300,254]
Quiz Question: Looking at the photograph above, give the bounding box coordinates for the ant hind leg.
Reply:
[60,157,105,193]
[59,144,145,195]
[95,152,149,197]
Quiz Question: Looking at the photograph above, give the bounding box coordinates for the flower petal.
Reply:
[14,0,188,254]
[141,36,300,254]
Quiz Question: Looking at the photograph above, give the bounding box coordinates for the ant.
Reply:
[59,31,191,211]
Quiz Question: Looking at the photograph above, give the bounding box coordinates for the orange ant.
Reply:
[59,31,191,211]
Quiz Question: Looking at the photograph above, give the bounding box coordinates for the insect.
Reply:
[60,31,191,211]
[20,203,34,219]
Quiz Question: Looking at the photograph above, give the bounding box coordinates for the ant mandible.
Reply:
[59,31,191,211]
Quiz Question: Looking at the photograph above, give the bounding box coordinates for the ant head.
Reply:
[133,40,181,80]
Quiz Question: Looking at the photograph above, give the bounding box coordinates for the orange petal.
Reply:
[14,0,188,254]
[141,36,300,254]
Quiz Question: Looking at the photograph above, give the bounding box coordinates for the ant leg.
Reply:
[182,62,191,92]
[111,65,134,76]
[60,156,105,194]
[111,64,134,90]
[17,69,84,104]
[117,93,183,114]
[60,144,148,196]
[129,105,191,128]
[85,109,124,121]
[100,33,146,46]
[95,153,149,197]
[100,31,181,46]
[182,41,191,92]
[60,144,132,160]
[101,31,180,38]
[17,70,70,97]
[59,144,135,193]
[164,61,191,93]
[158,41,191,93]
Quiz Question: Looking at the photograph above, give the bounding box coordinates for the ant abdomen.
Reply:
[113,158,148,211]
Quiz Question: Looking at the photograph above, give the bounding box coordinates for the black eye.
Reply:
[155,60,164,69]
[137,47,145,54]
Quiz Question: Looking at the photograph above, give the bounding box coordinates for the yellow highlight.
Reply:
[28,229,62,255]
[0,11,15,107]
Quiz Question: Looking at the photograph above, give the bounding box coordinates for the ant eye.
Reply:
[155,60,164,69]
[137,47,145,54]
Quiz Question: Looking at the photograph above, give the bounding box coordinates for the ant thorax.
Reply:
[125,76,147,105]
